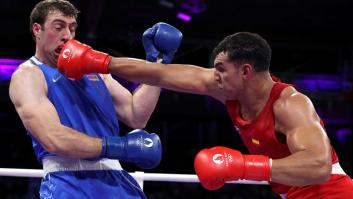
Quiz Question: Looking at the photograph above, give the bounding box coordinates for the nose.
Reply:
[214,70,221,81]
[61,27,74,42]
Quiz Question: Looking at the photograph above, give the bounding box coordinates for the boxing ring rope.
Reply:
[0,168,268,189]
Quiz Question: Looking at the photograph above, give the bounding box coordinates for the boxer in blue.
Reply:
[9,0,182,198]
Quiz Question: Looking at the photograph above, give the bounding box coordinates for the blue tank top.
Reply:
[28,56,120,162]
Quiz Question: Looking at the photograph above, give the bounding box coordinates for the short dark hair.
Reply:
[29,0,79,38]
[211,32,272,71]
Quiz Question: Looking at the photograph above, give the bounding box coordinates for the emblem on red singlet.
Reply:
[251,138,260,145]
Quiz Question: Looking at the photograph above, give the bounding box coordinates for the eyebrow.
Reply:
[52,19,78,27]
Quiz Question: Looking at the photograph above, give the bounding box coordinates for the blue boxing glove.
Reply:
[142,22,183,64]
[101,129,162,169]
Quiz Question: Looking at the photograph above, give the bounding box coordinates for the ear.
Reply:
[32,23,41,39]
[241,63,253,78]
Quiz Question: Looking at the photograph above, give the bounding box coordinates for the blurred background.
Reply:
[0,0,353,198]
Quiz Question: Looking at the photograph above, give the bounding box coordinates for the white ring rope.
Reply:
[0,168,268,186]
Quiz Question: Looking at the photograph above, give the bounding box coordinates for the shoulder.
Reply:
[10,60,47,103]
[12,60,44,81]
[273,86,318,131]
[274,86,313,113]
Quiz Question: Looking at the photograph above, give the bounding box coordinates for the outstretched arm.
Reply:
[108,58,224,101]
[57,40,225,102]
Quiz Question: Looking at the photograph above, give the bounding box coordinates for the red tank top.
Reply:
[226,82,339,194]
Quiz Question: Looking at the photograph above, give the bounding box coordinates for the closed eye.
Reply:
[214,63,225,73]
[216,66,225,73]
[53,24,64,31]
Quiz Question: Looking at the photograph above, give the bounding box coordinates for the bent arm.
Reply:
[271,88,332,186]
[9,64,102,159]
[103,74,161,129]
[107,58,225,102]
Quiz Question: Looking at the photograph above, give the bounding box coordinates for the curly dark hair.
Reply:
[211,32,272,71]
[29,0,79,39]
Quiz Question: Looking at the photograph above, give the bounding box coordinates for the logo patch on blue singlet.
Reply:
[86,74,99,81]
[52,75,62,83]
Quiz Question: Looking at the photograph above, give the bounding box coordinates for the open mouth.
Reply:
[55,46,63,55]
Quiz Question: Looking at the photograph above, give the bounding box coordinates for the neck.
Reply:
[35,46,56,68]
[238,72,275,120]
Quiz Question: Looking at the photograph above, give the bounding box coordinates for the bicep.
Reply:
[286,123,330,158]
[275,92,331,157]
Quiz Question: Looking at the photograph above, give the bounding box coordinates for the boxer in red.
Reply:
[57,25,353,198]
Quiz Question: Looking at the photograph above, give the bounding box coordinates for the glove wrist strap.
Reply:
[243,155,271,181]
[85,50,111,74]
[105,136,125,159]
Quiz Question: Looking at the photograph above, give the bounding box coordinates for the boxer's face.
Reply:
[214,52,244,99]
[34,10,77,67]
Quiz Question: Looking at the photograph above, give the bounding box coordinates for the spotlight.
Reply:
[0,58,23,81]
[177,12,192,22]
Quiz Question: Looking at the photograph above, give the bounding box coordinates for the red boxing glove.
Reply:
[194,146,271,190]
[57,39,112,80]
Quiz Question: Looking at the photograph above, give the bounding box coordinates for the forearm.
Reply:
[108,57,163,85]
[109,57,213,95]
[271,151,331,186]
[30,121,102,159]
[47,125,102,159]
[131,84,161,128]
[19,103,102,159]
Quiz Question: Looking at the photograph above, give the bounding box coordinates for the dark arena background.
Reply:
[0,0,353,198]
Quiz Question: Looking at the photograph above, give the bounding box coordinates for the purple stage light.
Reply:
[177,12,192,22]
[336,128,352,143]
[292,74,350,92]
[178,0,207,14]
[0,58,24,81]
